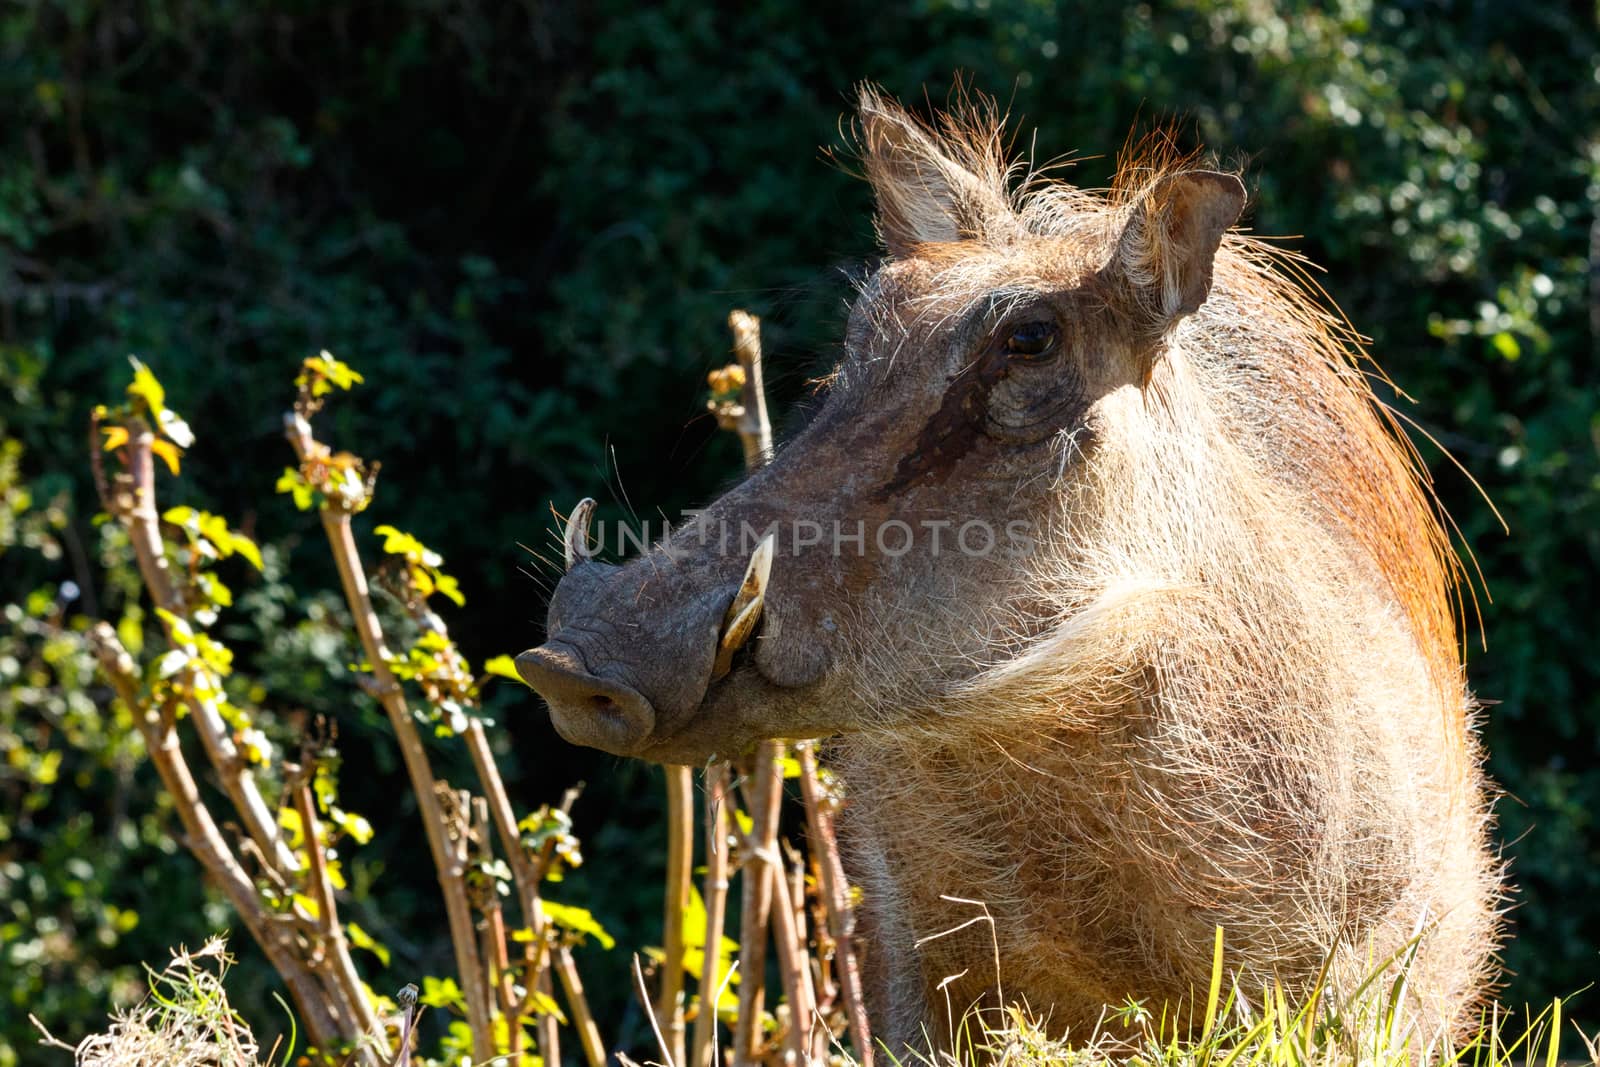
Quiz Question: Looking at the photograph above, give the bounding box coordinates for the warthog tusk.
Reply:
[563,498,597,571]
[711,533,774,681]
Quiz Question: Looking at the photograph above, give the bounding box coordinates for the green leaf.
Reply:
[542,900,615,950]
[1491,330,1521,361]
[346,921,391,967]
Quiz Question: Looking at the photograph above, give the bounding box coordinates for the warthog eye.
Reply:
[1004,321,1058,359]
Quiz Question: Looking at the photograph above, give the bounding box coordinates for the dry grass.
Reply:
[31,939,270,1067]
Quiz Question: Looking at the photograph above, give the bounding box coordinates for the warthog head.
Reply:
[516,89,1245,764]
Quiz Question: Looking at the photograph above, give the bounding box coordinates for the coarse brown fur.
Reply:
[518,86,1503,1059]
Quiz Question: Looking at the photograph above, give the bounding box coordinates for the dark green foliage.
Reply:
[1,0,1596,1056]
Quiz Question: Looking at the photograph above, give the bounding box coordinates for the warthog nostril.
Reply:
[515,643,657,756]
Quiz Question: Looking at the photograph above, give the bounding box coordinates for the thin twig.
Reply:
[719,311,822,1066]
[536,955,561,1067]
[691,763,732,1067]
[556,944,608,1067]
[798,743,871,1065]
[659,764,695,1067]
[636,953,679,1067]
[726,310,773,466]
[292,770,383,1044]
[734,744,783,1067]
[768,843,818,1063]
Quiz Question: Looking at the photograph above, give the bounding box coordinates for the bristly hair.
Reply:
[846,84,1470,753]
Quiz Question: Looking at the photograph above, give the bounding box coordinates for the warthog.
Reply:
[517,88,1501,1051]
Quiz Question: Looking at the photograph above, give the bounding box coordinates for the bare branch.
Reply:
[798,743,872,1065]
[284,411,495,1063]
[86,623,344,1050]
[658,764,694,1067]
[110,424,295,875]
[691,763,732,1067]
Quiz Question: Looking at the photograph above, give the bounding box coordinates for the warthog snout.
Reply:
[516,511,779,761]
[513,643,656,754]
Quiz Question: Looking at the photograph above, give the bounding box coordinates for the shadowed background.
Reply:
[2,0,1596,1059]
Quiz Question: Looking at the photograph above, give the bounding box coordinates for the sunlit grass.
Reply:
[32,932,1596,1067]
[875,931,1594,1067]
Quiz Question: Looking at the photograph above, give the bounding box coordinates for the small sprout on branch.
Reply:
[127,356,196,449]
[467,857,515,902]
[518,805,584,880]
[294,350,366,419]
[706,363,748,429]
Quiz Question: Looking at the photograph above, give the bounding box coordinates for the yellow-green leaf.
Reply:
[346,921,391,967]
[275,468,315,511]
[542,900,615,950]
[149,438,183,475]
[279,806,305,850]
[228,532,263,571]
[157,407,195,448]
[484,655,527,685]
[126,357,165,416]
[333,808,374,845]
[434,573,465,607]
[420,975,467,1012]
[526,990,567,1024]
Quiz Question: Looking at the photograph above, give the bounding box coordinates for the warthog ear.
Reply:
[1111,170,1246,333]
[857,86,1012,256]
